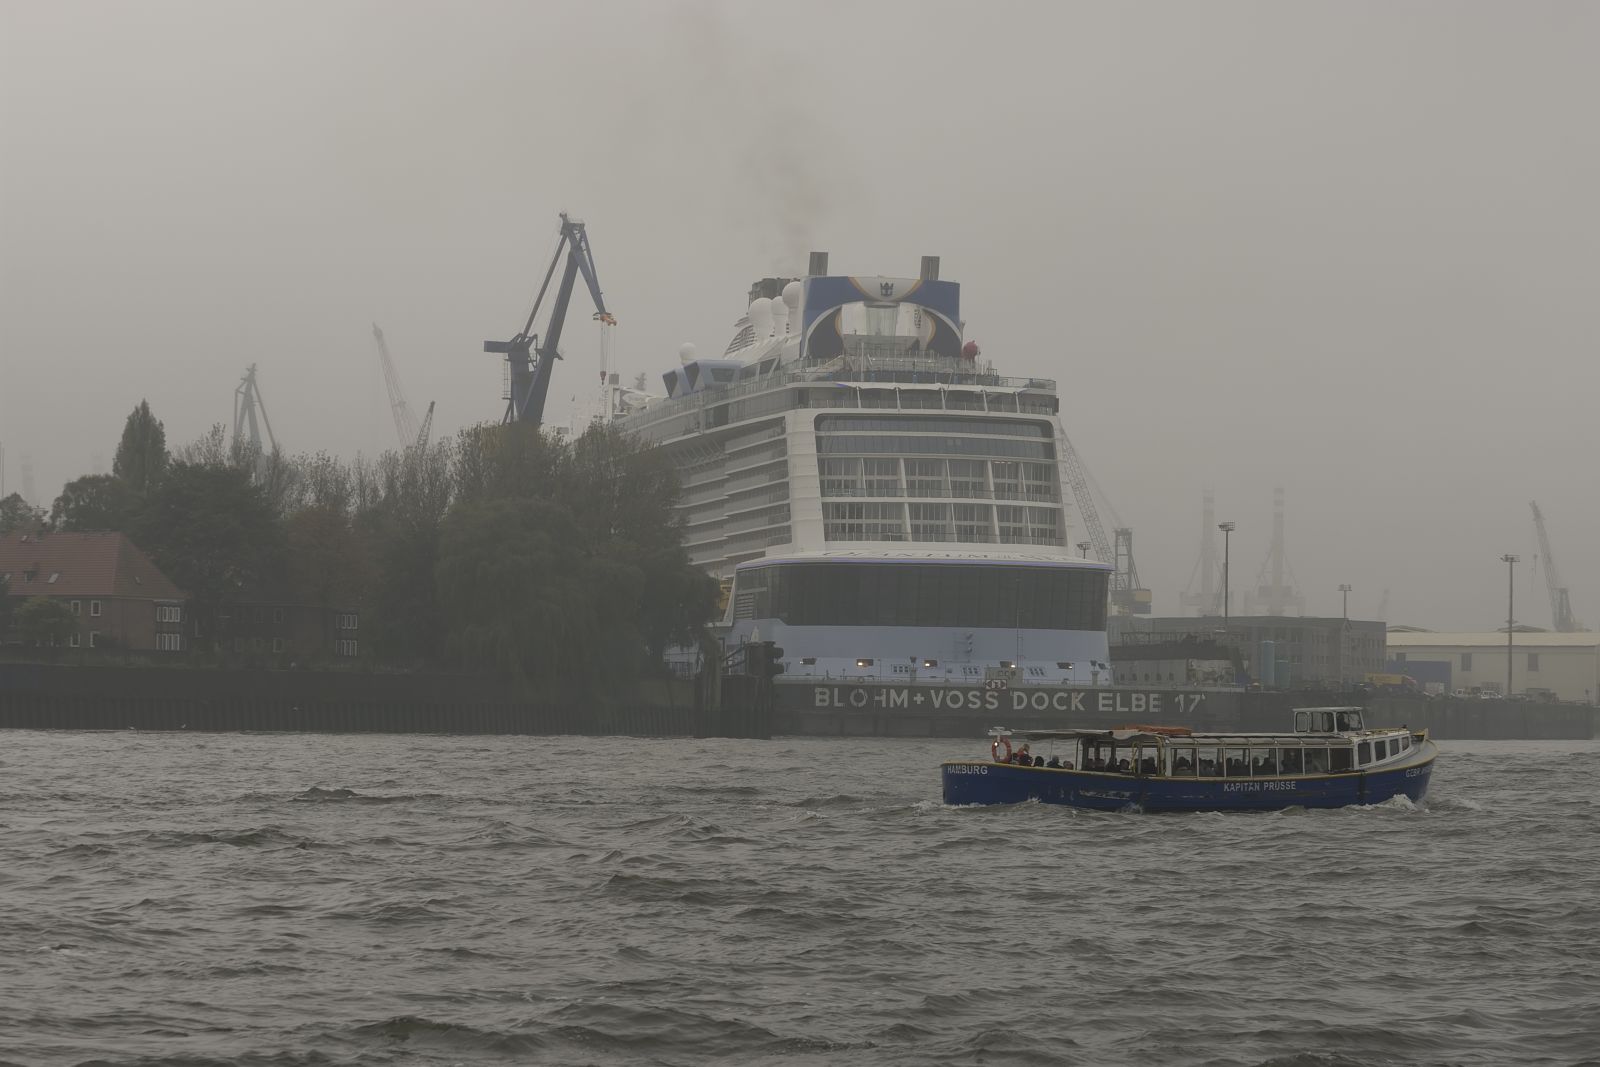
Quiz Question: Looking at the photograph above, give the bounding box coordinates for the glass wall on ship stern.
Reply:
[812,407,1068,548]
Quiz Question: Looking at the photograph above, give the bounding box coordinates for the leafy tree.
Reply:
[113,400,168,494]
[435,498,618,684]
[1,493,44,537]
[559,423,716,654]
[50,474,142,532]
[15,596,77,647]
[0,575,13,637]
[136,461,284,649]
[284,504,372,652]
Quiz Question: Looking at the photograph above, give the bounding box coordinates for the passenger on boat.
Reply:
[1174,756,1193,774]
[1062,760,1074,770]
[1116,759,1131,773]
[1046,755,1061,768]
[1199,759,1216,775]
[1139,757,1157,775]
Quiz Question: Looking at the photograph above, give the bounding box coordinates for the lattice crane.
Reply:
[1531,501,1585,632]
[1059,434,1151,614]
[372,323,422,448]
[232,364,278,483]
[484,212,614,428]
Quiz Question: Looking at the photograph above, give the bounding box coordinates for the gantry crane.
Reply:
[484,212,615,427]
[1531,501,1585,632]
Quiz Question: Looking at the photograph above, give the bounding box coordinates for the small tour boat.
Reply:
[941,707,1437,812]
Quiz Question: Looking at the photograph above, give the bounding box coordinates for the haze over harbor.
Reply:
[3,1,1596,630]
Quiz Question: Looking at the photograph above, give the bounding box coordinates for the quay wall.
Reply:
[0,662,764,738]
[775,682,1598,741]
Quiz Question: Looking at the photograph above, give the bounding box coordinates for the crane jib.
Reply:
[485,213,613,428]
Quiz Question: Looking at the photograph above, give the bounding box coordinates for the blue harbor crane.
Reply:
[484,213,615,427]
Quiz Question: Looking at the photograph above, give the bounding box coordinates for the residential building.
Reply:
[0,531,187,651]
[212,598,363,662]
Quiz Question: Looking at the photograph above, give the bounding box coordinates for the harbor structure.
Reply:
[1385,631,1600,703]
[1111,614,1386,688]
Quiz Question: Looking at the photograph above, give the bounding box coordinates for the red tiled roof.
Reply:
[0,531,187,601]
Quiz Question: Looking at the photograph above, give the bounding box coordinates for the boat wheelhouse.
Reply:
[941,707,1438,812]
[612,254,1112,684]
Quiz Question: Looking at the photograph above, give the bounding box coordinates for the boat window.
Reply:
[1336,710,1363,731]
[1303,748,1330,774]
[1401,735,1411,750]
[1358,741,1371,764]
[1294,710,1310,733]
[1169,746,1197,776]
[1223,747,1249,777]
[1313,710,1335,733]
[1280,748,1304,774]
[1196,747,1221,776]
[1375,739,1389,760]
[1252,748,1279,776]
[1330,747,1353,772]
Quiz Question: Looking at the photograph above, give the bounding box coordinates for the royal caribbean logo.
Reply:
[879,281,896,297]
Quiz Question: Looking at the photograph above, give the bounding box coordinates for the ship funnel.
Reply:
[808,251,829,276]
[920,256,941,281]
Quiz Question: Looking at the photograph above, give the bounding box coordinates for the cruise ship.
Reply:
[611,253,1112,686]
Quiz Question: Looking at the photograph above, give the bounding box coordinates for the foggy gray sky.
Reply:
[3,1,1596,632]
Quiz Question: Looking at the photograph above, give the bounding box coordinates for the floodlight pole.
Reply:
[1501,554,1518,698]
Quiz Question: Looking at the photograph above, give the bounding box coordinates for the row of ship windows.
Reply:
[813,415,1052,438]
[822,502,1062,545]
[819,457,1058,502]
[630,385,1060,442]
[1087,736,1411,777]
[817,435,1055,459]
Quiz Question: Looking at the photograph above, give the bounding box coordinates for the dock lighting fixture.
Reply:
[922,659,938,668]
[1218,523,1236,624]
[1501,554,1519,698]
[856,658,873,668]
[1338,584,1353,685]
[1077,541,1091,558]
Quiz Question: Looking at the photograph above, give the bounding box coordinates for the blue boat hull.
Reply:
[941,742,1436,812]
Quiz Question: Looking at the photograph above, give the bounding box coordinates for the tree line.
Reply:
[1,402,716,687]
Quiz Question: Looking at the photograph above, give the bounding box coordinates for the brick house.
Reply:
[212,597,362,662]
[0,531,188,651]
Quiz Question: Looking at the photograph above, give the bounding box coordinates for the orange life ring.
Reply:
[991,736,1012,763]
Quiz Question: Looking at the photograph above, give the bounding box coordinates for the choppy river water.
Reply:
[2,732,1597,1066]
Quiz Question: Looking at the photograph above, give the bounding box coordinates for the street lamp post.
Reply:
[1218,522,1235,625]
[1501,554,1518,698]
[1338,583,1352,685]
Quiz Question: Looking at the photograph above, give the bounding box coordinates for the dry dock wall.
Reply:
[775,683,1597,741]
[0,665,1589,741]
